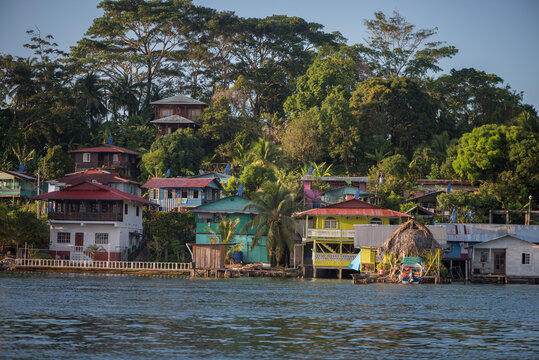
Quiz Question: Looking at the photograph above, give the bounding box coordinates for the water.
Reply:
[1,273,538,359]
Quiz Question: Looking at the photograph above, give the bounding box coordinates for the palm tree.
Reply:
[243,183,297,266]
[249,138,281,171]
[206,217,244,256]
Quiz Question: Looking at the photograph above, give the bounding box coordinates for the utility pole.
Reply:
[36,165,40,219]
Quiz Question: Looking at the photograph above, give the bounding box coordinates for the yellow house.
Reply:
[295,199,410,278]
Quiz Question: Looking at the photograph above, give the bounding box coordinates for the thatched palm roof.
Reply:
[378,219,441,258]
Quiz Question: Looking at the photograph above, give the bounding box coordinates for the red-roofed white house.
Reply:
[141,177,221,211]
[294,199,410,278]
[33,182,156,261]
[69,144,140,179]
[47,169,141,196]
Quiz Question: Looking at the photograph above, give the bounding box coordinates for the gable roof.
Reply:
[141,177,220,189]
[150,94,207,105]
[295,199,410,218]
[150,114,196,124]
[473,234,539,247]
[0,170,36,181]
[409,190,445,202]
[56,169,139,186]
[191,196,256,214]
[405,205,436,217]
[32,181,155,206]
[69,144,140,155]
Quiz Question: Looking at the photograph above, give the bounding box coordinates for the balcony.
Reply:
[306,229,355,238]
[48,211,123,222]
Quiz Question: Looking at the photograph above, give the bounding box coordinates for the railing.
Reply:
[48,211,123,222]
[15,258,192,271]
[307,229,355,238]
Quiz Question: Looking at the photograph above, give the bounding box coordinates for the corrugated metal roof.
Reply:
[69,144,140,155]
[150,94,207,105]
[56,170,139,185]
[191,196,256,214]
[150,114,195,124]
[295,199,410,218]
[32,181,155,206]
[0,170,36,181]
[141,177,219,189]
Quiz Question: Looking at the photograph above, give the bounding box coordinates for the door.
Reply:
[75,233,84,247]
[493,250,505,274]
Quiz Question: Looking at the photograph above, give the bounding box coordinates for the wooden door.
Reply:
[75,233,84,247]
[493,251,505,274]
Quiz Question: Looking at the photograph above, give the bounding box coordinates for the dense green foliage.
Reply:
[0,2,537,222]
[145,210,195,262]
[0,203,49,251]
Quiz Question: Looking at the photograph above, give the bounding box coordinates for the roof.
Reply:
[472,234,539,247]
[150,114,196,124]
[69,144,140,156]
[416,179,471,186]
[55,170,139,186]
[295,199,410,218]
[322,185,370,196]
[32,181,156,206]
[150,94,207,105]
[141,177,220,189]
[409,190,445,202]
[191,196,257,214]
[301,175,369,183]
[0,170,36,181]
[405,206,436,217]
[191,172,232,180]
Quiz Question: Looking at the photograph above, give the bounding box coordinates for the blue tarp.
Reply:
[348,252,361,271]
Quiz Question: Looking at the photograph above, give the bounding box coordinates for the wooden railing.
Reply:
[15,258,191,271]
[307,229,355,238]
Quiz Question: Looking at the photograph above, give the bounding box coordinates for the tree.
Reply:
[358,11,457,78]
[146,129,204,177]
[243,182,297,266]
[42,145,74,180]
[368,154,411,209]
[437,190,500,223]
[205,217,243,257]
[147,211,195,262]
[281,110,323,164]
[239,164,276,196]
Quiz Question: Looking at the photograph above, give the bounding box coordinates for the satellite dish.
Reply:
[225,164,231,175]
[19,162,25,173]
[199,169,204,175]
[237,184,244,196]
[92,179,98,184]
[108,136,113,145]
[166,169,171,178]
[308,166,314,176]
[354,189,361,200]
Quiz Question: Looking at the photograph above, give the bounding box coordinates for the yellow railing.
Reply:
[15,258,191,271]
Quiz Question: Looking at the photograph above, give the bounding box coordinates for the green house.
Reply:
[191,196,268,263]
[0,170,38,201]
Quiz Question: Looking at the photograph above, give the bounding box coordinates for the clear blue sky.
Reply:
[1,0,538,111]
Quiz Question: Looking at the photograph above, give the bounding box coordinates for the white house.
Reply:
[33,181,156,261]
[471,235,539,280]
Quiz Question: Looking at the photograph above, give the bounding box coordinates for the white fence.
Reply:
[15,258,191,271]
[307,229,355,238]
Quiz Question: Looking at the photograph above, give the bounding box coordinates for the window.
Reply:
[324,217,338,229]
[480,251,489,263]
[150,189,159,200]
[181,190,188,198]
[370,218,383,225]
[57,232,71,243]
[161,109,173,117]
[522,253,531,265]
[136,206,139,216]
[124,204,128,215]
[189,108,202,120]
[95,233,109,245]
[193,190,199,199]
[112,154,119,163]
[83,153,91,162]
[166,190,174,199]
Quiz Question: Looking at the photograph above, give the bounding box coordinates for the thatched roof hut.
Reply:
[378,219,441,258]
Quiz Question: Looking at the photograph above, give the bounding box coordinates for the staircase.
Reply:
[71,246,93,261]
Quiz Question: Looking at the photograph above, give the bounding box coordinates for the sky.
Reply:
[1,0,538,110]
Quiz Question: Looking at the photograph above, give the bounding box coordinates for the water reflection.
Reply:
[1,273,538,359]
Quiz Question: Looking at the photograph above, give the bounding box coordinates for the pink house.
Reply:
[301,176,369,208]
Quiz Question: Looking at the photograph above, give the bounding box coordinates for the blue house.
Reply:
[192,196,268,263]
[141,177,221,211]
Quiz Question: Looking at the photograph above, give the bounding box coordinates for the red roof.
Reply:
[69,144,140,155]
[56,170,139,185]
[141,177,218,189]
[32,181,155,206]
[295,199,410,218]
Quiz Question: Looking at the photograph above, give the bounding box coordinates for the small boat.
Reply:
[398,257,424,284]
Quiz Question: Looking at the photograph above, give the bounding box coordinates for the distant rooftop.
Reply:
[150,94,207,106]
[301,176,369,182]
[69,144,140,156]
[0,169,36,181]
[150,114,196,124]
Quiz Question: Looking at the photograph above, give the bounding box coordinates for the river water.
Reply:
[0,273,538,359]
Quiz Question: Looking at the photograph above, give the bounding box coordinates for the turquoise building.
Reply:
[191,196,268,263]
